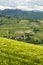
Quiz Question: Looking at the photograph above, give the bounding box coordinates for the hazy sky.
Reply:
[0,0,43,11]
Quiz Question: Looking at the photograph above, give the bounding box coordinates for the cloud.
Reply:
[16,5,43,11]
[16,6,34,11]
[35,5,43,11]
[0,5,43,11]
[0,5,14,10]
[0,0,43,11]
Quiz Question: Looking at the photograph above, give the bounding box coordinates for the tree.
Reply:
[33,28,40,33]
[0,19,3,25]
[41,39,43,43]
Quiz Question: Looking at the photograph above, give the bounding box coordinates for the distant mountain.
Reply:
[0,9,43,19]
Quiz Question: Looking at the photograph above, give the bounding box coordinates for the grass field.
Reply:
[0,38,43,65]
[0,17,43,44]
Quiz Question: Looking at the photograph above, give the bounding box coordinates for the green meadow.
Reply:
[0,38,43,65]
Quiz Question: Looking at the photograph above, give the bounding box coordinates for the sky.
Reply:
[0,0,43,11]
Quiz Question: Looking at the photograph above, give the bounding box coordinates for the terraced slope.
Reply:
[0,38,43,65]
[0,17,43,44]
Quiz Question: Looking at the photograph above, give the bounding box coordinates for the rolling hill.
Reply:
[0,9,43,19]
[0,16,43,44]
[0,38,43,65]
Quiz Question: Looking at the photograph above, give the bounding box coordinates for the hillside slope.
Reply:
[0,17,43,44]
[0,38,43,65]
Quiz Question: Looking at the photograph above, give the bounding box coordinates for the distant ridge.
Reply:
[0,9,43,19]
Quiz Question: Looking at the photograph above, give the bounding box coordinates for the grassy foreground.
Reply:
[0,38,43,65]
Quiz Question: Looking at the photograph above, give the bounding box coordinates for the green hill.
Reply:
[0,38,43,65]
[0,16,43,44]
